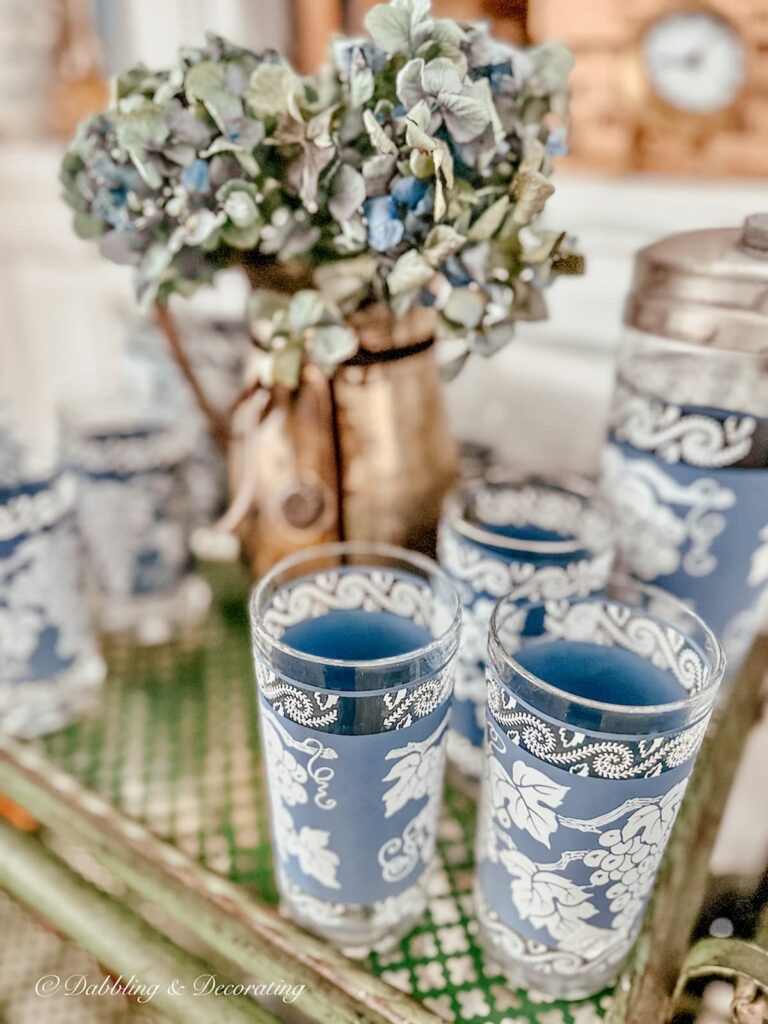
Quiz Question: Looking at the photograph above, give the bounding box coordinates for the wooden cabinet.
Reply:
[529,0,768,175]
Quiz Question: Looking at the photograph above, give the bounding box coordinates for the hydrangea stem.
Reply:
[155,301,230,455]
[327,377,346,543]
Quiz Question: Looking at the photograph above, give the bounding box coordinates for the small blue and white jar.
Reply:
[122,313,248,528]
[0,470,105,737]
[250,542,461,952]
[63,404,210,643]
[438,477,615,779]
[601,329,768,680]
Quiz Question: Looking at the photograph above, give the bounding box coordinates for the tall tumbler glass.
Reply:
[250,542,461,952]
[0,470,105,737]
[63,402,211,643]
[601,330,768,678]
[439,477,614,779]
[475,578,724,998]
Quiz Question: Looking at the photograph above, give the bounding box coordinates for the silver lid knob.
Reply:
[740,213,768,256]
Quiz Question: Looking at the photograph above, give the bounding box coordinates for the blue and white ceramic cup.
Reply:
[63,402,210,644]
[602,329,768,680]
[0,471,105,737]
[439,477,614,779]
[475,578,724,998]
[123,314,249,528]
[250,542,462,952]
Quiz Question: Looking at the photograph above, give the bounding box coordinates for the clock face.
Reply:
[642,11,746,115]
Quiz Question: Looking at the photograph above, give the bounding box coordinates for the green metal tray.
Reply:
[0,889,164,1023]
[8,563,613,1023]
[3,564,764,1024]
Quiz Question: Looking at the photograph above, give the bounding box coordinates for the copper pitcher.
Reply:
[228,303,458,577]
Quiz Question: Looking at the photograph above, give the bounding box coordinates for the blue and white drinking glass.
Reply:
[250,542,461,951]
[0,468,105,737]
[475,578,724,998]
[439,477,614,779]
[602,329,768,680]
[63,401,210,643]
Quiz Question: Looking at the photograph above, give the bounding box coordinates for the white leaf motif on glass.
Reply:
[489,756,569,848]
[256,662,340,728]
[381,717,448,818]
[378,801,440,884]
[294,826,341,889]
[260,709,341,890]
[378,717,448,883]
[478,745,691,976]
[499,846,602,942]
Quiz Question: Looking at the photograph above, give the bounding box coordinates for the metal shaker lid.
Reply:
[624,214,768,351]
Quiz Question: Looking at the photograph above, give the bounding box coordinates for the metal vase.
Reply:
[229,303,458,577]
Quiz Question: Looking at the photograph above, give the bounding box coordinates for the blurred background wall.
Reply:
[2,0,767,470]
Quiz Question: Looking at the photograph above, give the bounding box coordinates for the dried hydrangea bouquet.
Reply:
[61,0,581,573]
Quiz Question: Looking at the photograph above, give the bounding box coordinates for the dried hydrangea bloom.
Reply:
[60,1,582,386]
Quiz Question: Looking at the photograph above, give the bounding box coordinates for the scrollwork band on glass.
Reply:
[439,479,614,778]
[255,659,454,733]
[604,370,768,677]
[261,569,436,639]
[610,381,763,469]
[488,679,709,780]
[65,427,192,477]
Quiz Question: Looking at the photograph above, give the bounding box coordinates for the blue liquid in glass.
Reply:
[280,610,435,704]
[481,521,572,545]
[514,641,684,707]
[283,610,433,662]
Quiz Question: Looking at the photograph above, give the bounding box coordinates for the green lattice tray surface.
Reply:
[37,564,611,1024]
